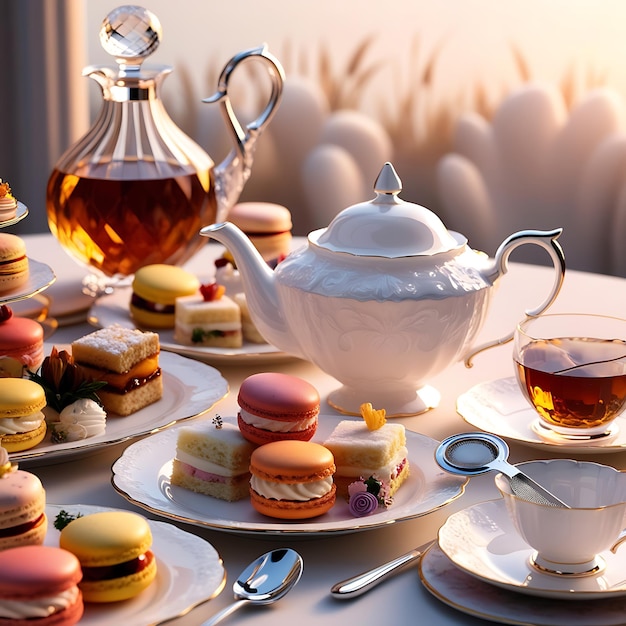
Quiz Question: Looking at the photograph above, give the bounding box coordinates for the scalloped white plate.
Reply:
[88,287,295,364]
[11,350,228,465]
[46,503,225,625]
[112,416,468,536]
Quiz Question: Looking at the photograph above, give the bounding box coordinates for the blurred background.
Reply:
[4,0,626,273]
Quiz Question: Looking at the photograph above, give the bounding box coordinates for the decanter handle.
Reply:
[203,44,285,219]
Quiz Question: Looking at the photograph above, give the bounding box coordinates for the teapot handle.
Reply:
[203,44,285,218]
[464,228,566,367]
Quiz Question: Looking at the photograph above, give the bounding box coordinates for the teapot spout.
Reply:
[200,222,295,352]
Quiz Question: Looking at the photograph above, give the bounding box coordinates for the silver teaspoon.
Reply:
[331,540,433,598]
[202,548,303,626]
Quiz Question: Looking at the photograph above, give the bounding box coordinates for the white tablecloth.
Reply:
[20,234,626,625]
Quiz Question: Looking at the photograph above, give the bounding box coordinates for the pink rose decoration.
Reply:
[349,490,379,517]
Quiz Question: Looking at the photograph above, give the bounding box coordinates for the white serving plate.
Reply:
[112,416,468,536]
[88,287,296,364]
[11,350,228,465]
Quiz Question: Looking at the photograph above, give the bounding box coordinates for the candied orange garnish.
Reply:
[360,402,387,430]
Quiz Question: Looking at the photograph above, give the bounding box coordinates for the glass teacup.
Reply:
[495,459,626,576]
[513,313,626,439]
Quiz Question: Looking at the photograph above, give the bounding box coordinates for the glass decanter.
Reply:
[46,5,283,293]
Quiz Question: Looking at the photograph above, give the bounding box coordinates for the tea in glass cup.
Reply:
[514,313,626,438]
[495,459,626,576]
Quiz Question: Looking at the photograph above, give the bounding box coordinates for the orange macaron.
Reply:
[249,440,336,520]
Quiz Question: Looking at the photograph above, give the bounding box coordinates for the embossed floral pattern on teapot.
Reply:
[202,162,565,416]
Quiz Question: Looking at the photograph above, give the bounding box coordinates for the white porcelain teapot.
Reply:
[201,162,565,416]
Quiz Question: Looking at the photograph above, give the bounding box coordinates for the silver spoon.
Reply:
[202,548,303,626]
[435,432,570,507]
[331,540,433,598]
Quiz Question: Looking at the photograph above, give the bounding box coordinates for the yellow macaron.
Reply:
[130,264,199,329]
[0,378,47,452]
[59,510,157,603]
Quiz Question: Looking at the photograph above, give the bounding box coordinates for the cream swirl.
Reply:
[0,412,44,435]
[239,409,316,433]
[250,475,333,501]
[0,587,79,618]
[57,399,106,440]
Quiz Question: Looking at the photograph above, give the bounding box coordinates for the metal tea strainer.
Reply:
[435,432,570,508]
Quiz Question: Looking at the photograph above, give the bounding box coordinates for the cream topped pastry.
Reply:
[54,399,107,442]
[0,180,17,222]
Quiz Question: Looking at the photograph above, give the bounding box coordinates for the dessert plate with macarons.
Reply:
[45,503,225,626]
[112,415,468,536]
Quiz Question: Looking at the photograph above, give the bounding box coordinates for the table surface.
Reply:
[18,233,626,626]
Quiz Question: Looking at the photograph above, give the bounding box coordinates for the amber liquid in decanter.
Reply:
[47,162,216,278]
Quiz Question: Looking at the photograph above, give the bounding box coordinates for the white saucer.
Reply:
[456,377,626,453]
[437,499,626,600]
[420,542,626,626]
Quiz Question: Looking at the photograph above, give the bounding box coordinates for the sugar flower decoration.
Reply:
[29,346,106,413]
[0,448,16,478]
[347,475,393,517]
[360,402,386,431]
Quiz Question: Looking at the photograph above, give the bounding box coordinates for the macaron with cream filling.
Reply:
[249,440,336,520]
[0,379,47,453]
[228,202,292,261]
[0,233,28,295]
[130,264,199,329]
[238,372,320,445]
[0,544,83,625]
[0,449,47,550]
[0,306,44,374]
[59,510,156,603]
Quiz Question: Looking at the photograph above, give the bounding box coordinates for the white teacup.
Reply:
[495,459,626,576]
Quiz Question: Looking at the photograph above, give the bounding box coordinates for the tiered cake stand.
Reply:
[0,201,55,309]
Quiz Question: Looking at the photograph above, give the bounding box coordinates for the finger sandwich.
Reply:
[171,418,256,501]
[323,403,410,498]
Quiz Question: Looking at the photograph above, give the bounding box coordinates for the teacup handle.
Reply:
[464,228,566,367]
[203,44,285,219]
[610,528,626,554]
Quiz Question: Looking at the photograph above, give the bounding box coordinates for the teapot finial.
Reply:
[374,162,402,196]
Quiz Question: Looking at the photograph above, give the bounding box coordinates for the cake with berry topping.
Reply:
[0,180,17,222]
[323,403,410,499]
[174,283,243,348]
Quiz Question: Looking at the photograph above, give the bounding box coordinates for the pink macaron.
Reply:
[237,372,320,445]
[0,545,83,625]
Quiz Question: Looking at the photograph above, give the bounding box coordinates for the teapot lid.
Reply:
[314,162,464,258]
